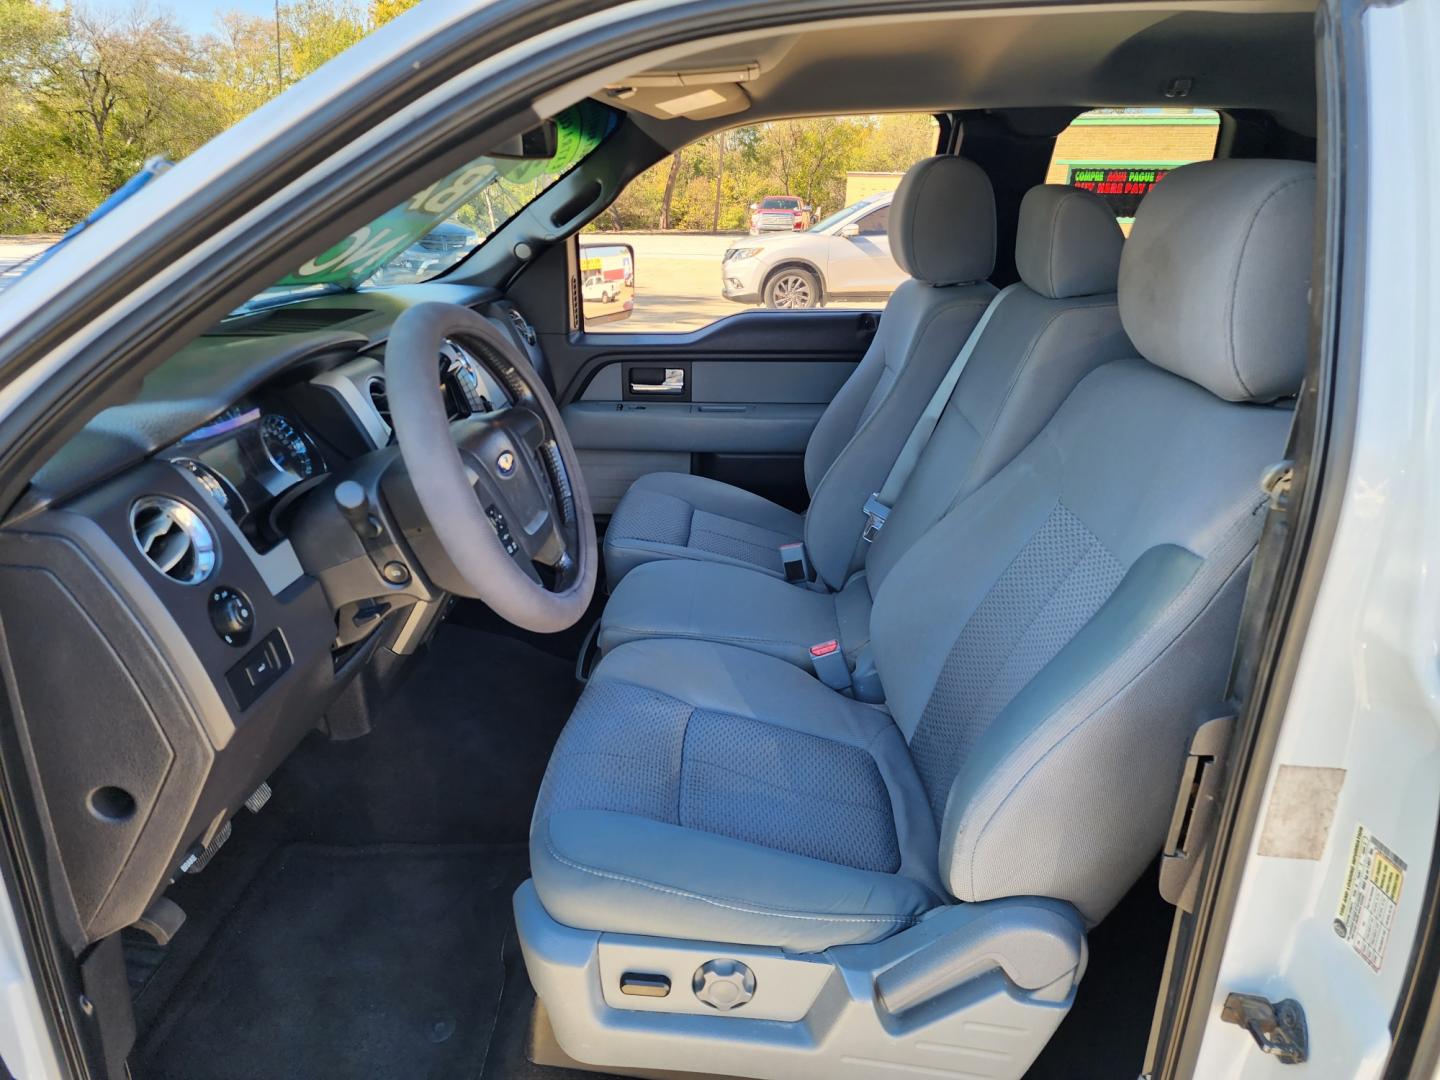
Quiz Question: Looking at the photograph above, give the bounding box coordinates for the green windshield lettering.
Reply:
[273,101,613,291]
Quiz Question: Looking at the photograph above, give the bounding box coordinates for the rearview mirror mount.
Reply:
[487,120,559,161]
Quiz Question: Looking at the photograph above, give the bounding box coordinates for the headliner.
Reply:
[604,4,1317,145]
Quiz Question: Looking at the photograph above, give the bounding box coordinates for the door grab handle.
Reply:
[630,368,685,394]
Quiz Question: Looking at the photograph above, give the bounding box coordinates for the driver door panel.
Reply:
[550,309,877,515]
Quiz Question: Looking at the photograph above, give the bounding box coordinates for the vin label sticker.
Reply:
[1334,824,1407,972]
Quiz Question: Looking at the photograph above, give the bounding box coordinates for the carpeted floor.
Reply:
[1026,861,1175,1078]
[135,844,528,1080]
[125,604,1172,1079]
[127,616,617,1080]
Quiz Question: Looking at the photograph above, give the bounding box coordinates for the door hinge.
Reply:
[1221,992,1309,1064]
[1159,714,1234,912]
[1261,459,1295,510]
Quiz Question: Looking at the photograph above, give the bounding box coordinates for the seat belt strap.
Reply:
[862,284,1020,542]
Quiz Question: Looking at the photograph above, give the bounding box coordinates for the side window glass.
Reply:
[583,113,939,332]
[855,206,889,236]
[1045,107,1220,234]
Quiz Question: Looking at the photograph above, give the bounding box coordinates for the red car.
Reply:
[748,194,813,233]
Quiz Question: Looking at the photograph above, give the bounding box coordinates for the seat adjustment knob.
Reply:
[692,959,755,1011]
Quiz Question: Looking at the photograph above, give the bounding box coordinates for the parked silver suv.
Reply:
[721,191,901,308]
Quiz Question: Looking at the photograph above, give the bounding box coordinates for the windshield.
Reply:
[760,197,799,209]
[808,196,882,233]
[240,101,616,312]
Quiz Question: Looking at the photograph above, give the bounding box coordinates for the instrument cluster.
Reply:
[165,401,326,552]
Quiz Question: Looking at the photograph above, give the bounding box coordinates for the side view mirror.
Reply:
[749,203,759,211]
[839,222,860,238]
[578,242,636,326]
[487,120,559,161]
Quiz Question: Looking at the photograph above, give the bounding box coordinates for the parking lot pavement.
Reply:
[0,238,55,293]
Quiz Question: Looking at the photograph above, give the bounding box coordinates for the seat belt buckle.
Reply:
[861,494,890,543]
[808,640,852,693]
[779,541,812,583]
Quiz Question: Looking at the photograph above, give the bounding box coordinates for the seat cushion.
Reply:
[529,638,945,950]
[597,559,873,670]
[603,472,804,588]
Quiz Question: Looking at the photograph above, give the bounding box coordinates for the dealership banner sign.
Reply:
[1067,165,1171,219]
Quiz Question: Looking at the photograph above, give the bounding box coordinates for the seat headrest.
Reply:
[1119,159,1316,402]
[889,156,996,286]
[1015,185,1124,299]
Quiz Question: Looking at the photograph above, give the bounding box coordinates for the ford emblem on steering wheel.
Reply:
[496,450,516,477]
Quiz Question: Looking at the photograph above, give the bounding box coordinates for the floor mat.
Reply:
[1025,861,1175,1078]
[269,625,583,848]
[134,842,528,1080]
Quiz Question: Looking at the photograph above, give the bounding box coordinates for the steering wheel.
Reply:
[385,302,595,632]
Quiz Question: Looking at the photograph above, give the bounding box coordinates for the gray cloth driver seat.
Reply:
[603,155,998,591]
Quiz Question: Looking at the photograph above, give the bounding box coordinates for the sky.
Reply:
[162,0,282,35]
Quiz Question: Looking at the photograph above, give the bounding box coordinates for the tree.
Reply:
[712,130,725,231]
[28,5,206,182]
[371,0,422,22]
[657,148,683,230]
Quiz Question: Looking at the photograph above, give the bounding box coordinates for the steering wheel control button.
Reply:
[618,972,671,999]
[495,450,516,477]
[485,505,520,556]
[692,959,756,1011]
[208,586,254,647]
[382,561,410,585]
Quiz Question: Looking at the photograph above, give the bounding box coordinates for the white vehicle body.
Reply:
[722,191,903,307]
[1184,2,1440,1076]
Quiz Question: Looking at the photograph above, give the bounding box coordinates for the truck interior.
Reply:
[0,2,1331,1078]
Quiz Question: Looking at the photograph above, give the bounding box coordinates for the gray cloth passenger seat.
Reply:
[524,155,1314,959]
[598,184,1131,674]
[520,160,1314,1080]
[602,155,998,589]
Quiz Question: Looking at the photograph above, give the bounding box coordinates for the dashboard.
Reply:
[167,403,326,554]
[0,286,543,949]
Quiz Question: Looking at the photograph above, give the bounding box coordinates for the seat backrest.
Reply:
[868,159,1315,924]
[865,184,1131,595]
[801,156,997,588]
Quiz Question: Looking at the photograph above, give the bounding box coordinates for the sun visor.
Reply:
[603,35,796,120]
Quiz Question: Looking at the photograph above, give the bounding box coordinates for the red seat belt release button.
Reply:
[809,640,851,693]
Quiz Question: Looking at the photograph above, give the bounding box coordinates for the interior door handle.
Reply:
[629,368,685,394]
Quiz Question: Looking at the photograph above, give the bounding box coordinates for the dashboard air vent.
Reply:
[130,496,217,585]
[506,307,537,346]
[367,377,391,428]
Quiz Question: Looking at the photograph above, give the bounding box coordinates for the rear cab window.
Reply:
[1046,107,1220,233]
